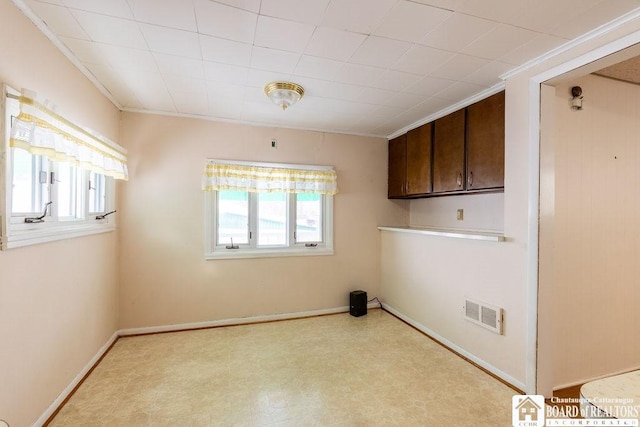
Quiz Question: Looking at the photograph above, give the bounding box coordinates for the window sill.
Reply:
[1,222,115,249]
[205,246,334,260]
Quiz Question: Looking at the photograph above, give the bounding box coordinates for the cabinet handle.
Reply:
[468,171,474,188]
[457,173,462,187]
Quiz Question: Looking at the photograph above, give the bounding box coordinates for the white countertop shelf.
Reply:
[378,226,505,242]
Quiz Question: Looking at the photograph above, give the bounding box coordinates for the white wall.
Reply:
[0,2,121,426]
[410,192,504,231]
[538,74,640,392]
[117,112,407,329]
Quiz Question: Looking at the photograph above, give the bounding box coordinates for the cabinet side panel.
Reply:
[388,134,407,198]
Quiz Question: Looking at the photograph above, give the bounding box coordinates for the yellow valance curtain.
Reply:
[9,88,128,180]
[202,160,338,195]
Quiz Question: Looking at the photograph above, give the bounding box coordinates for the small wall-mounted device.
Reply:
[571,86,583,111]
[271,139,277,149]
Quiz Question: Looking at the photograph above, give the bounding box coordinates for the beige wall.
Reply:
[117,112,407,329]
[0,2,120,426]
[538,75,640,392]
[410,192,504,231]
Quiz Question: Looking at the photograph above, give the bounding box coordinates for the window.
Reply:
[203,160,337,259]
[1,86,128,249]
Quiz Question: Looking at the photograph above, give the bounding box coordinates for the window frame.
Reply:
[204,161,334,260]
[1,86,117,250]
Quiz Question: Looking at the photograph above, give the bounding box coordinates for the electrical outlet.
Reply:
[271,139,277,149]
[457,209,464,221]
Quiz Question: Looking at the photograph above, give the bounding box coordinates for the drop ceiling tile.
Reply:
[384,91,427,109]
[290,77,363,101]
[321,0,397,34]
[82,62,142,108]
[292,55,345,80]
[373,1,452,43]
[60,0,133,18]
[434,81,486,101]
[154,53,205,79]
[128,0,197,31]
[420,13,498,52]
[71,10,147,49]
[350,36,411,68]
[369,105,404,121]
[334,63,385,87]
[26,1,89,39]
[120,71,175,112]
[498,34,568,65]
[203,62,249,85]
[171,91,209,115]
[357,87,397,105]
[59,36,110,65]
[461,24,540,61]
[206,81,246,100]
[200,35,252,67]
[373,69,421,91]
[214,0,261,13]
[250,47,301,74]
[305,27,366,61]
[210,98,243,119]
[436,0,520,25]
[254,15,315,53]
[392,45,454,76]
[406,76,455,97]
[163,75,207,94]
[429,54,491,81]
[463,60,512,86]
[550,0,636,39]
[100,44,159,73]
[35,0,64,5]
[194,0,257,44]
[260,0,331,25]
[245,69,291,89]
[140,24,201,59]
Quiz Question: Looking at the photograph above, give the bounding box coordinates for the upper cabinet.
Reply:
[433,109,465,193]
[387,90,505,199]
[388,123,432,198]
[466,91,505,190]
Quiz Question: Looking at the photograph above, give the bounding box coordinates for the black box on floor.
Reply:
[350,290,367,317]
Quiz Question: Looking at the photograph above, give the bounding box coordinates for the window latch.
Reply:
[305,243,318,248]
[25,201,52,223]
[225,238,239,250]
[95,210,116,220]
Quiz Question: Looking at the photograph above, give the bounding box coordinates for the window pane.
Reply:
[89,172,106,213]
[296,193,322,243]
[57,162,83,219]
[258,192,287,246]
[217,190,249,245]
[11,148,48,214]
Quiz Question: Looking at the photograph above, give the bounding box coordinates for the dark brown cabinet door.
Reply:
[406,123,432,195]
[433,110,465,193]
[388,134,407,198]
[466,91,505,190]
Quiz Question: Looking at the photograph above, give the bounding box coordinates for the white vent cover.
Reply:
[464,297,503,335]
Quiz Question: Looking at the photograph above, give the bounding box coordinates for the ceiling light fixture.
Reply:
[264,81,304,111]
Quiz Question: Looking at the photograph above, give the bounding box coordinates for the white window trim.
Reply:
[204,160,335,260]
[1,85,117,250]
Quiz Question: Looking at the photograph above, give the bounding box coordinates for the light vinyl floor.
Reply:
[49,310,515,426]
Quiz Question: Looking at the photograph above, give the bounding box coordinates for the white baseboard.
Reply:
[34,331,118,427]
[382,303,526,392]
[118,302,380,336]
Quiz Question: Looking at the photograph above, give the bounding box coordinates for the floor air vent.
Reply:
[464,298,503,335]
